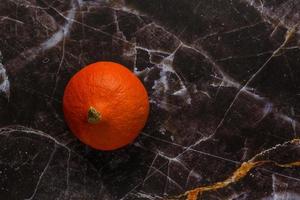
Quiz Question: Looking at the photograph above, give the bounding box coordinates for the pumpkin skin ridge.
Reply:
[63,61,149,151]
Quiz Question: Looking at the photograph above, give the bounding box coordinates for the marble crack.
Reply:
[216,50,274,62]
[24,143,57,200]
[51,33,66,98]
[196,21,264,42]
[132,192,164,200]
[143,153,160,185]
[64,150,71,199]
[13,150,42,171]
[136,45,171,56]
[151,165,184,192]
[0,16,24,24]
[141,132,240,165]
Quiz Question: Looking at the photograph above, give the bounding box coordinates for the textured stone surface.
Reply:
[1,0,300,199]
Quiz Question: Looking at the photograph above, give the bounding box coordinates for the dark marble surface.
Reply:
[1,0,300,199]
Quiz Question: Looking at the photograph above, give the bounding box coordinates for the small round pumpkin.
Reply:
[63,62,149,150]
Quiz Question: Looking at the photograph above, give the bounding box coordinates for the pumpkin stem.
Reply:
[87,106,101,124]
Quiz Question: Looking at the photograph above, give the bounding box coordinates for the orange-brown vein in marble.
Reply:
[171,139,300,200]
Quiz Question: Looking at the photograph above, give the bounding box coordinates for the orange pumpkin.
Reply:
[63,62,149,150]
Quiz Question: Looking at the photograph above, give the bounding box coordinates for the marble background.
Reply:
[1,0,300,199]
